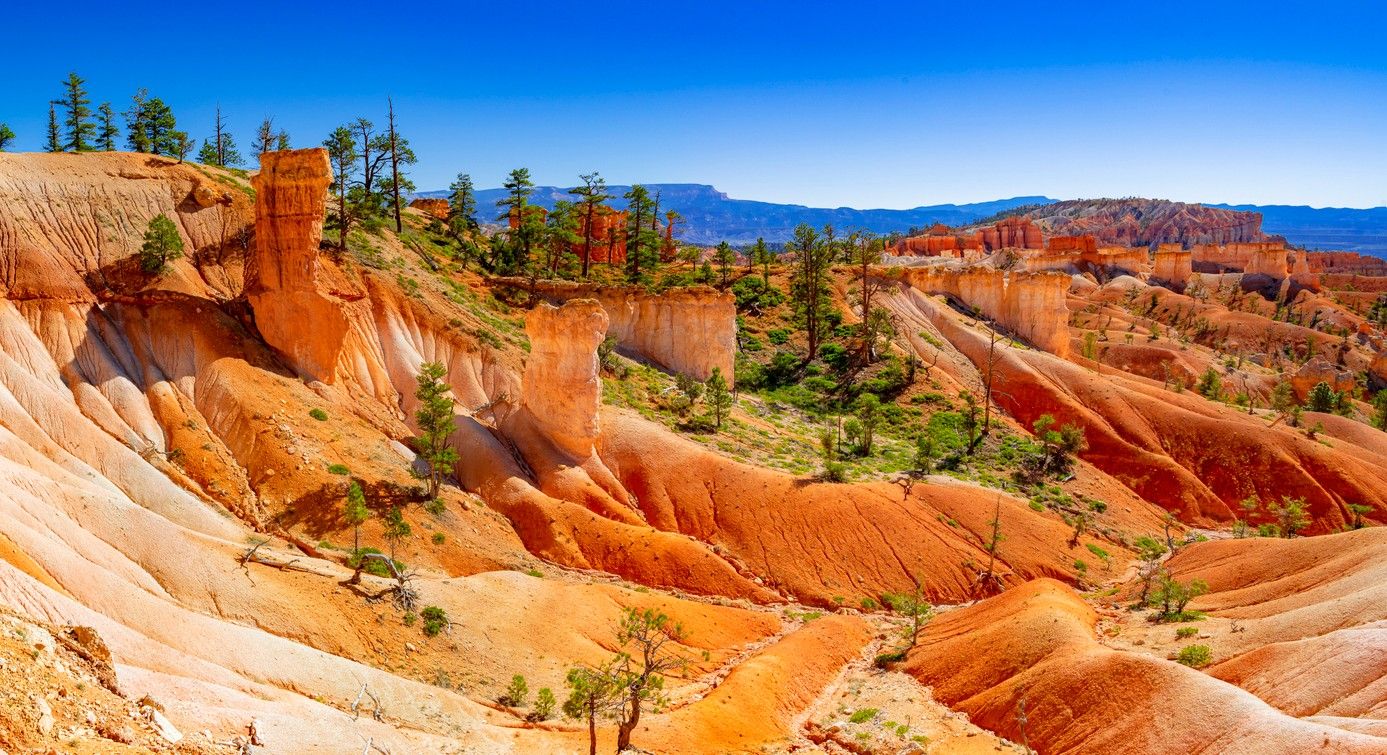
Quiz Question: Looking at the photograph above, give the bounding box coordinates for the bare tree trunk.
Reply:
[388,98,403,233]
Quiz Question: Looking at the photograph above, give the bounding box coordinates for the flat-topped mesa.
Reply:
[248,148,362,384]
[1152,244,1193,289]
[894,265,1070,357]
[517,300,609,458]
[498,279,736,386]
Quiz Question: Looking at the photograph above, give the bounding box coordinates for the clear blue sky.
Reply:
[4,1,1386,209]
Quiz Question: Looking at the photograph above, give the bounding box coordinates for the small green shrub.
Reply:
[1176,626,1198,639]
[528,687,556,722]
[848,708,879,724]
[424,498,446,516]
[873,650,906,669]
[421,605,449,637]
[309,408,328,421]
[498,674,528,707]
[402,612,417,627]
[327,463,350,475]
[431,532,446,545]
[1176,644,1212,668]
[348,547,404,578]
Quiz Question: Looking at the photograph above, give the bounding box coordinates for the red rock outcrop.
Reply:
[1245,245,1290,279]
[498,279,737,385]
[1308,251,1387,276]
[1291,357,1357,400]
[515,300,608,459]
[1047,235,1098,254]
[979,217,1042,251]
[1014,199,1266,247]
[1152,244,1193,288]
[893,265,1070,356]
[408,197,449,221]
[1191,241,1285,273]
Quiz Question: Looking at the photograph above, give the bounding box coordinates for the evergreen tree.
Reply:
[385,98,416,233]
[381,506,411,562]
[45,105,62,152]
[752,237,773,283]
[343,480,369,554]
[705,368,732,430]
[96,103,118,150]
[787,223,834,361]
[447,172,478,230]
[170,131,192,163]
[323,126,358,251]
[138,213,184,273]
[199,106,241,167]
[55,72,95,152]
[849,231,886,364]
[1305,381,1336,413]
[542,200,581,278]
[496,168,538,274]
[123,91,179,155]
[0,123,15,152]
[714,241,735,287]
[413,362,459,500]
[623,185,661,283]
[350,117,391,220]
[1373,391,1387,431]
[569,172,612,279]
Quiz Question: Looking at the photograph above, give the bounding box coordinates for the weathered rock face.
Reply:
[408,197,449,220]
[1016,198,1266,248]
[1152,245,1193,288]
[511,280,737,385]
[1289,249,1319,289]
[892,224,982,257]
[1019,245,1148,280]
[578,205,627,265]
[1191,242,1285,274]
[1245,245,1290,279]
[517,300,609,458]
[1047,235,1097,254]
[1308,251,1387,276]
[979,217,1043,251]
[247,149,348,382]
[1291,357,1357,401]
[894,266,1070,356]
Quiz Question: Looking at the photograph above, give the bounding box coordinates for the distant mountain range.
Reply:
[417,184,1387,256]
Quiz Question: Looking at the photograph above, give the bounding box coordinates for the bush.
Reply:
[1305,381,1337,413]
[348,548,404,578]
[527,687,556,722]
[424,498,446,517]
[309,408,329,421]
[822,461,849,482]
[848,708,879,724]
[767,328,791,345]
[1176,626,1198,639]
[498,674,528,707]
[730,276,784,312]
[873,650,906,669]
[421,606,448,637]
[327,463,350,475]
[1175,644,1212,668]
[431,532,446,545]
[818,343,850,372]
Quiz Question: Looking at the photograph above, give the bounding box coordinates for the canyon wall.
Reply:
[1191,242,1285,273]
[1308,251,1387,276]
[509,280,737,385]
[979,217,1043,251]
[517,300,609,458]
[1019,245,1148,279]
[1152,245,1193,288]
[1046,235,1098,254]
[892,266,1071,356]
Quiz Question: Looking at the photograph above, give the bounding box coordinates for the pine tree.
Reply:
[381,506,411,563]
[343,481,369,554]
[350,118,390,220]
[714,241,735,287]
[752,237,773,283]
[0,123,15,152]
[447,172,478,230]
[199,106,241,167]
[45,105,62,152]
[123,91,179,155]
[1305,381,1336,413]
[705,367,732,430]
[623,185,661,283]
[542,200,581,278]
[788,223,834,361]
[569,172,612,278]
[55,72,95,152]
[413,362,459,499]
[138,214,184,273]
[385,98,416,233]
[96,103,118,150]
[496,168,538,274]
[323,126,358,251]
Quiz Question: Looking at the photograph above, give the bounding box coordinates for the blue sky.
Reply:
[4,1,1386,208]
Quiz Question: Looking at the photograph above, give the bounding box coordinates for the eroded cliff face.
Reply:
[516,300,609,458]
[1152,246,1193,288]
[893,265,1070,357]
[506,280,737,385]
